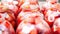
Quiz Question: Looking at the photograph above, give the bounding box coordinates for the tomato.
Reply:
[52,18,60,34]
[0,12,15,28]
[17,0,40,25]
[16,20,37,34]
[1,0,18,15]
[0,20,15,34]
[35,16,52,34]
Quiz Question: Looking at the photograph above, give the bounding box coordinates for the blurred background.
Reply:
[39,0,60,2]
[38,0,60,8]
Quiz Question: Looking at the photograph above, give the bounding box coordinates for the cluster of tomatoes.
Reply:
[0,0,60,34]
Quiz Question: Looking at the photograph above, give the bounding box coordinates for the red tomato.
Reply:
[0,20,15,34]
[16,20,37,34]
[0,12,15,27]
[52,18,60,34]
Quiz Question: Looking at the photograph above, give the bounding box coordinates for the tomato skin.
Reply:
[0,20,15,34]
[0,12,15,27]
[0,0,17,27]
[16,20,38,34]
[52,18,60,34]
[1,0,18,15]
